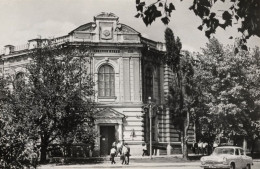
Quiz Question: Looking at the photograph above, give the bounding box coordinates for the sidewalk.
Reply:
[39,162,200,168]
[38,154,260,169]
[38,154,200,169]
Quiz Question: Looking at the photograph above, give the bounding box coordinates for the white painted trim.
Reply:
[95,58,119,74]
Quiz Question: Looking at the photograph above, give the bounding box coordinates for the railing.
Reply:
[156,42,166,51]
[14,44,29,51]
[0,35,71,55]
[141,37,166,51]
[51,35,70,45]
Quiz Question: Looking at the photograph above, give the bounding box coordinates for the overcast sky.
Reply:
[0,0,259,53]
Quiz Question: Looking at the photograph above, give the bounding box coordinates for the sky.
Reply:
[0,0,259,53]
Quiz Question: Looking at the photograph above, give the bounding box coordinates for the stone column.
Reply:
[119,122,123,141]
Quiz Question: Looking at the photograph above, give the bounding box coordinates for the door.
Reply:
[100,125,115,156]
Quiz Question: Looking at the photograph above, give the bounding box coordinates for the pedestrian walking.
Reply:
[121,143,130,165]
[116,141,123,156]
[192,140,198,154]
[203,142,208,155]
[198,140,203,155]
[110,146,117,164]
[142,142,148,156]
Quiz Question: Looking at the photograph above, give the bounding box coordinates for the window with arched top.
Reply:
[98,65,115,97]
[14,72,25,89]
[16,72,24,80]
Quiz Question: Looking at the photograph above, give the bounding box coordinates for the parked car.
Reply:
[200,146,253,169]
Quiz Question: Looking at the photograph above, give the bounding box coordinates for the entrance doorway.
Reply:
[100,125,116,156]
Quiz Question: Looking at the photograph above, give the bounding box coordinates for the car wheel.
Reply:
[230,163,235,169]
[246,164,251,169]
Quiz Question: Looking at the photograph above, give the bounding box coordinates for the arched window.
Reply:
[98,65,115,97]
[16,72,24,81]
[145,67,153,100]
[14,72,25,89]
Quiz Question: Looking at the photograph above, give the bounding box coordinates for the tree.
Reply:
[197,38,260,152]
[190,40,224,152]
[0,44,97,164]
[164,28,197,159]
[0,76,37,169]
[135,0,260,50]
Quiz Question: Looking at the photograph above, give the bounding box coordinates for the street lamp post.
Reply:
[148,97,152,159]
[143,97,161,159]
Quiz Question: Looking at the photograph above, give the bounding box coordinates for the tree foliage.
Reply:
[0,77,37,168]
[135,0,260,50]
[0,44,97,165]
[197,38,260,148]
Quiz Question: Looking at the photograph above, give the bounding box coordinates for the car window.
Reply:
[240,149,245,155]
[235,149,239,155]
[213,148,234,155]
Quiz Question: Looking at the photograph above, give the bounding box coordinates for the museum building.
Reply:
[0,13,195,157]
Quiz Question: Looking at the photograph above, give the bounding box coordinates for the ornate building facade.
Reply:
[0,13,195,157]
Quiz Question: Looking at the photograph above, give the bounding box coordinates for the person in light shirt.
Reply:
[110,146,117,164]
[202,142,208,155]
[121,143,130,165]
[198,140,203,154]
[116,141,123,156]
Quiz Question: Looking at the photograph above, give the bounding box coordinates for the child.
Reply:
[110,146,117,164]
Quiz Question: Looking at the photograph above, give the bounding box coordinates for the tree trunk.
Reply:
[40,134,49,163]
[182,138,188,160]
[183,110,190,160]
[40,143,48,163]
[243,137,247,154]
[250,138,255,157]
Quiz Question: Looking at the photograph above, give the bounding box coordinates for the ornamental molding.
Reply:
[94,107,125,120]
[95,58,119,74]
[115,24,139,34]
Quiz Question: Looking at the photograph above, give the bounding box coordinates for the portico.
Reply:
[94,108,124,156]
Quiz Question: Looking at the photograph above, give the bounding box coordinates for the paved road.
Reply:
[38,161,260,169]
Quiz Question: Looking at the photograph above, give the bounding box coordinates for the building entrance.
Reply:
[100,125,115,156]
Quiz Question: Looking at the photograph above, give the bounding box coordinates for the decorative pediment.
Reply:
[115,24,139,34]
[95,12,118,19]
[94,108,125,119]
[69,22,96,34]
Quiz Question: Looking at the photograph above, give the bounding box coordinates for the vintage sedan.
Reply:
[200,146,253,169]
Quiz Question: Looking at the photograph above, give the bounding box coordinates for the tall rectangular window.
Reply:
[98,65,115,97]
[145,67,153,100]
